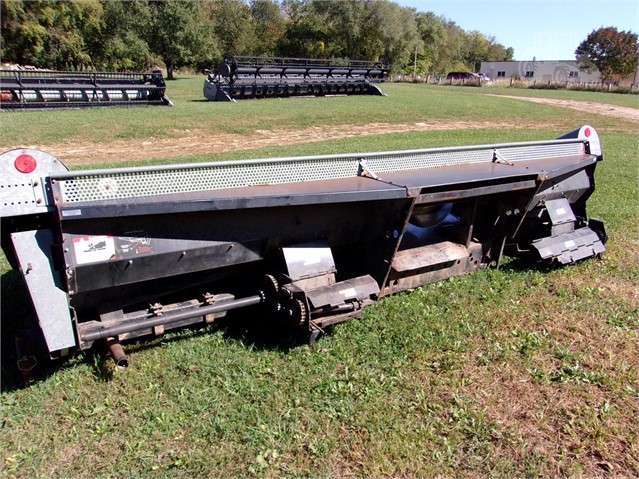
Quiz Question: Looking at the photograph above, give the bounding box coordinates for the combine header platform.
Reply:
[1,126,606,368]
[204,56,388,101]
[0,69,172,109]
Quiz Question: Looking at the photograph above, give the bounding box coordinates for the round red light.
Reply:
[14,154,37,174]
[583,127,591,138]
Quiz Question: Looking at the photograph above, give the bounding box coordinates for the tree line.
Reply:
[1,0,514,78]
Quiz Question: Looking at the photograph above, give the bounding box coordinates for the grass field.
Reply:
[1,79,637,478]
[0,80,635,150]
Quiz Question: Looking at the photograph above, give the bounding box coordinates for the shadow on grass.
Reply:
[1,253,572,391]
[217,305,314,351]
[1,269,42,392]
[498,255,566,274]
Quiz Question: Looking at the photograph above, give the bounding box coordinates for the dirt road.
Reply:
[488,94,639,122]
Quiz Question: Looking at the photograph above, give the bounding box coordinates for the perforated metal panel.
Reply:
[58,157,356,203]
[368,142,583,172]
[54,140,587,205]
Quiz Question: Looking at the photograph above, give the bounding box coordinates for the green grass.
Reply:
[70,127,574,170]
[1,81,638,478]
[0,78,632,148]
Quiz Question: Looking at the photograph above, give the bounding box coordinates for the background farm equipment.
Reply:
[204,56,388,101]
[0,69,172,109]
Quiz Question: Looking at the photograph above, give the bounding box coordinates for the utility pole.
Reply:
[413,46,418,77]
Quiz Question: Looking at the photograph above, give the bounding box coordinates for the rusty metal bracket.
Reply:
[357,158,380,179]
[492,149,514,166]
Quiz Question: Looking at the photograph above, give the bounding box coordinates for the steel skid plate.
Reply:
[304,275,380,309]
[532,227,605,264]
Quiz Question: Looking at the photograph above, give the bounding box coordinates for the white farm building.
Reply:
[480,60,601,84]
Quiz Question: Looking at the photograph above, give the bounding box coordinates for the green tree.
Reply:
[487,41,513,62]
[250,0,284,56]
[1,0,48,65]
[462,30,491,72]
[207,0,255,58]
[357,1,420,70]
[1,0,517,77]
[1,0,102,69]
[415,12,448,74]
[147,0,218,79]
[438,20,467,73]
[461,31,512,71]
[309,0,365,58]
[278,0,327,58]
[575,27,638,84]
[90,0,154,71]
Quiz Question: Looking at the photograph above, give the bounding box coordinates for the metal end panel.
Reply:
[283,243,336,281]
[10,229,76,352]
[203,78,234,101]
[367,83,387,96]
[557,125,601,157]
[0,148,69,218]
[545,198,577,225]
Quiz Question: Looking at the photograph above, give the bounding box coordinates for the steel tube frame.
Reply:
[80,295,262,342]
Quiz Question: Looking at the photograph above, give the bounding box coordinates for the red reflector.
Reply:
[14,154,37,174]
[583,127,591,138]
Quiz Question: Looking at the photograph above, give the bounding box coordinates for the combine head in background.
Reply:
[0,126,606,371]
[204,56,388,101]
[0,69,173,109]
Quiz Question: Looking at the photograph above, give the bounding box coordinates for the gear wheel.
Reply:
[258,274,280,314]
[288,298,308,327]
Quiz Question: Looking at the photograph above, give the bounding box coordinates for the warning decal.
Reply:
[73,236,116,265]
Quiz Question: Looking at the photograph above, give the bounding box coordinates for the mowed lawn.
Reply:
[1,80,637,478]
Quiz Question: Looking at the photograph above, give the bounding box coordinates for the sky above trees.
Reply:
[395,0,638,61]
